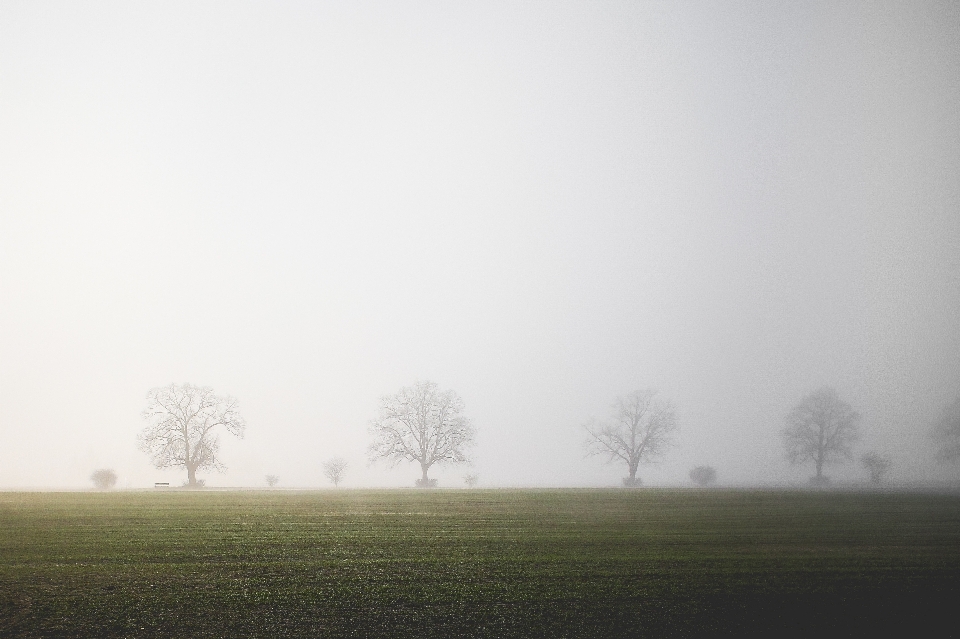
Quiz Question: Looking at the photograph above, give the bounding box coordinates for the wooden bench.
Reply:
[154,482,170,488]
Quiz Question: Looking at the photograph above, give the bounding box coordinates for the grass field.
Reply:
[2,488,959,637]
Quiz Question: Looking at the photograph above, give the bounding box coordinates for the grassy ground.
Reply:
[1,488,959,637]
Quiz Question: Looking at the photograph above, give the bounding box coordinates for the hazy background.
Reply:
[1,1,958,489]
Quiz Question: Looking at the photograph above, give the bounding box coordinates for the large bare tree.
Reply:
[782,386,860,484]
[138,383,246,487]
[584,389,678,486]
[368,380,475,487]
[933,394,960,462]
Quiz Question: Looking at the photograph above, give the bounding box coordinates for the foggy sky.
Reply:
[1,1,958,489]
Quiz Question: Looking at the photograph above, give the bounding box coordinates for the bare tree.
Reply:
[323,457,348,487]
[689,465,717,487]
[933,394,960,462]
[369,380,475,487]
[782,387,860,484]
[90,468,117,490]
[584,389,678,487]
[860,452,891,485]
[138,383,246,488]
[265,475,279,487]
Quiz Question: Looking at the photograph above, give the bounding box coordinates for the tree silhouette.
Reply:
[782,387,860,484]
[138,383,246,488]
[584,389,678,487]
[369,381,474,487]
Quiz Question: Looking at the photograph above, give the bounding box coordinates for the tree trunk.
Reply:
[421,464,430,484]
[815,457,823,480]
[184,432,195,487]
[628,460,639,482]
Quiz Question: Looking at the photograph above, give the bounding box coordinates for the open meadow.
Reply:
[2,489,960,637]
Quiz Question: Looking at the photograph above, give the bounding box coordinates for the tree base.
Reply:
[622,477,641,488]
[808,475,830,487]
[415,478,438,488]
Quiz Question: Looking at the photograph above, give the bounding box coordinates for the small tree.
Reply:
[138,383,247,488]
[265,475,279,487]
[782,387,860,484]
[463,473,479,488]
[933,394,960,462]
[369,380,475,487]
[584,389,678,486]
[323,457,348,487]
[860,452,891,485]
[90,468,118,490]
[689,465,717,487]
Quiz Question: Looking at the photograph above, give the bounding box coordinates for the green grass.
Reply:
[2,489,959,637]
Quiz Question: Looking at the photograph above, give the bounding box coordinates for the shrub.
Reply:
[90,469,118,490]
[860,452,891,485]
[689,466,717,487]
